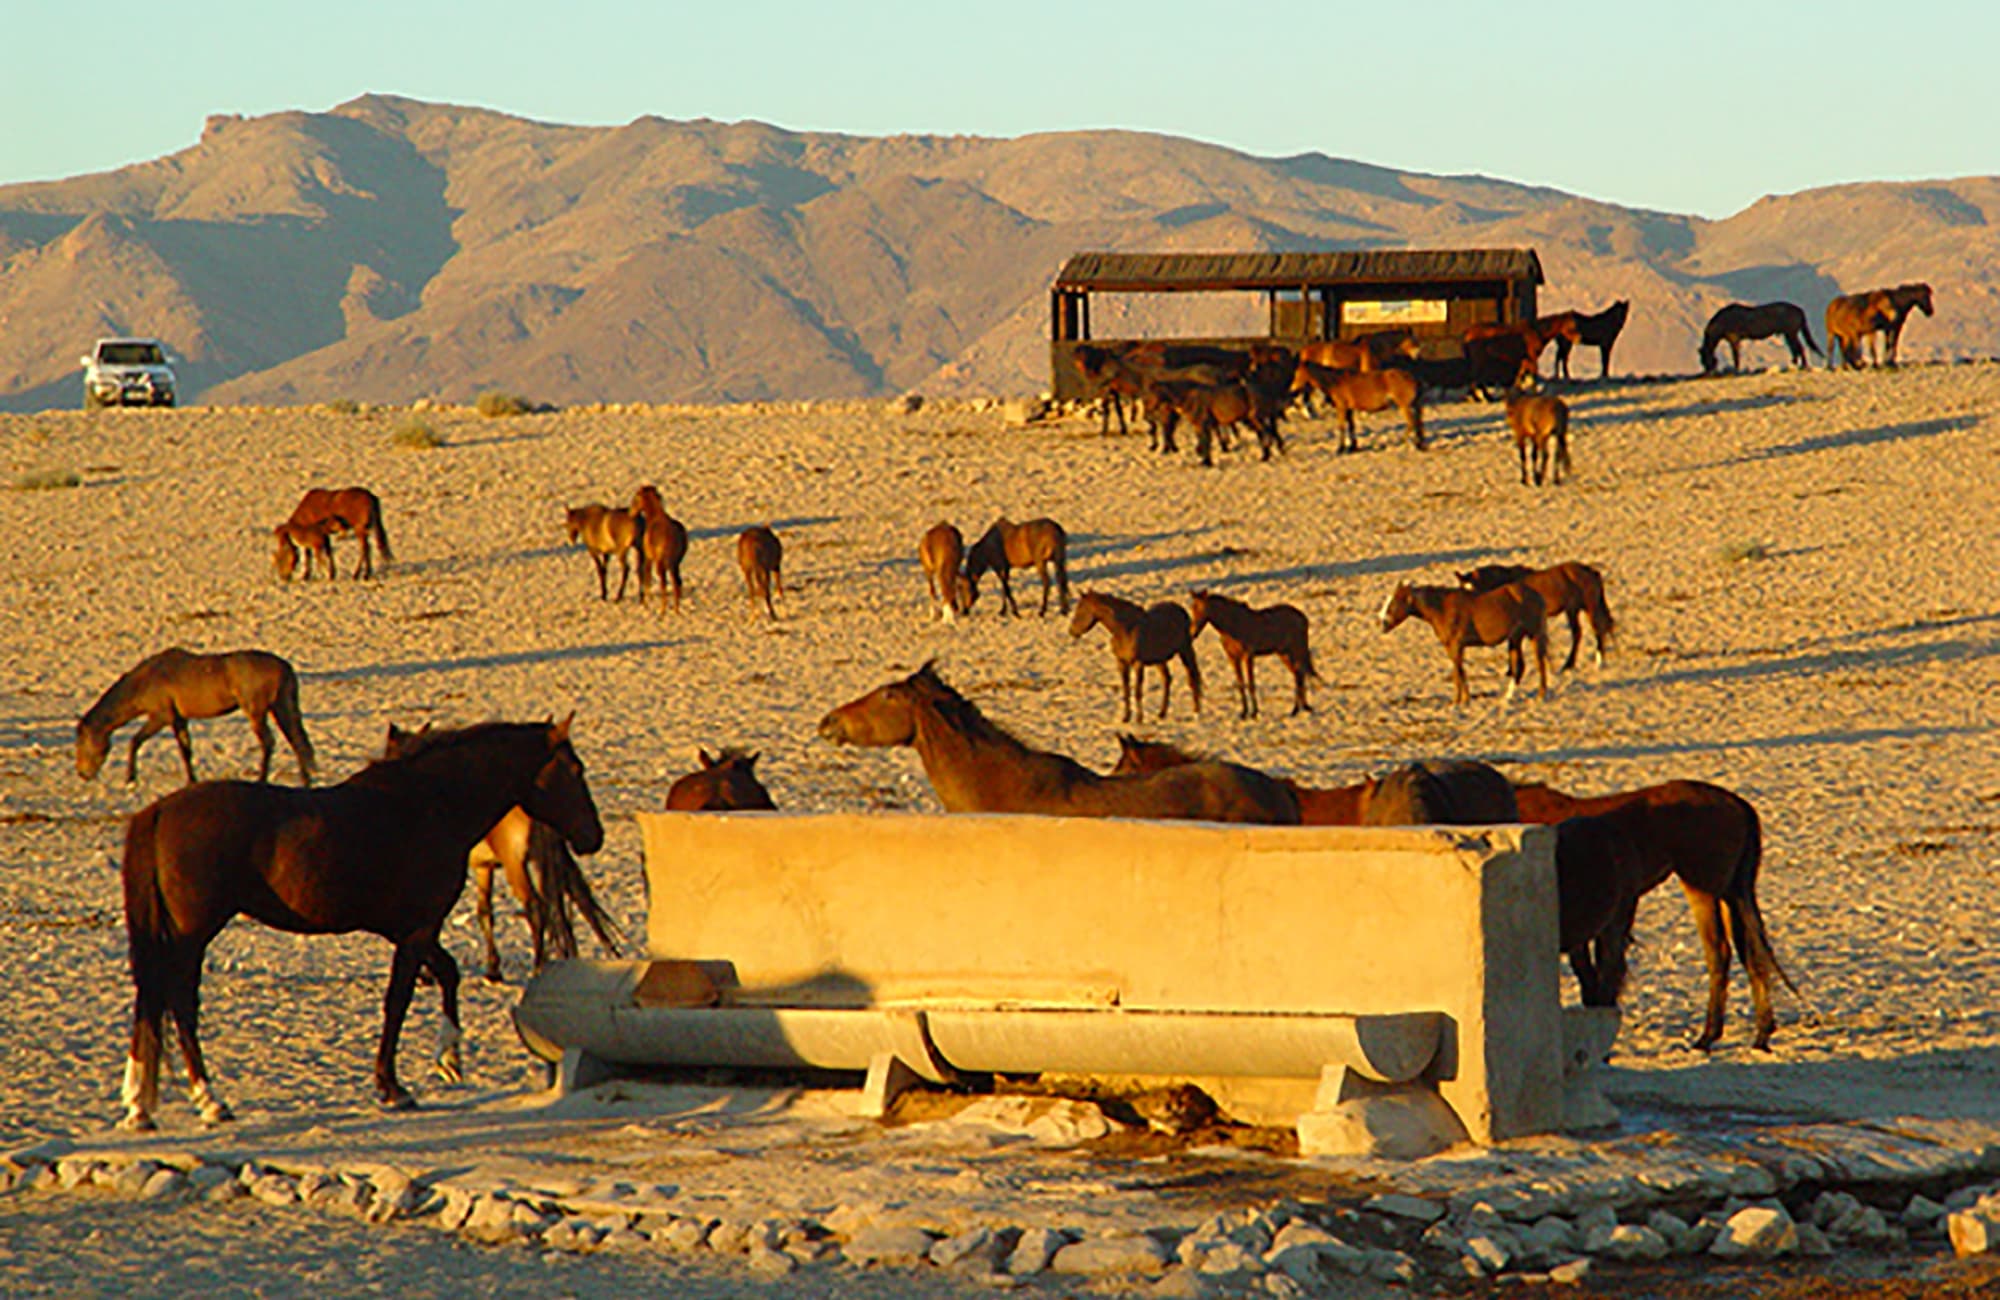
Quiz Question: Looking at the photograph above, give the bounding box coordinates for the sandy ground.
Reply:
[3,361,2000,1293]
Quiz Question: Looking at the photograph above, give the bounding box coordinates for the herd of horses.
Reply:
[1700,282,1934,374]
[563,487,783,618]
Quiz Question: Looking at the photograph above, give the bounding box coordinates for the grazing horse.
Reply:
[918,522,972,623]
[1457,562,1614,671]
[1568,300,1630,379]
[118,718,603,1129]
[271,519,339,582]
[1291,363,1425,451]
[283,486,392,579]
[630,485,688,613]
[818,662,1295,823]
[78,648,316,786]
[565,505,641,601]
[736,525,783,618]
[1358,759,1519,826]
[385,724,619,983]
[1504,386,1572,486]
[1515,779,1796,1050]
[1700,301,1822,373]
[1380,581,1549,707]
[1069,592,1203,723]
[1188,590,1315,718]
[1826,282,1932,369]
[966,517,1070,616]
[664,747,777,811]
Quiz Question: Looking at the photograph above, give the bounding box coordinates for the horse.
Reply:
[1357,759,1519,826]
[1503,386,1571,486]
[664,747,777,811]
[565,505,641,601]
[1380,581,1549,707]
[630,485,688,613]
[1149,379,1283,465]
[966,517,1070,617]
[1108,733,1361,823]
[1567,300,1630,379]
[1457,562,1614,671]
[1188,590,1315,718]
[1290,363,1425,452]
[1826,282,1932,369]
[271,519,339,582]
[818,662,1296,823]
[736,525,783,618]
[283,487,392,580]
[1069,592,1203,723]
[385,724,620,983]
[918,522,972,623]
[1514,779,1796,1050]
[1699,302,1821,373]
[78,648,316,786]
[117,718,603,1129]
[1463,322,1555,396]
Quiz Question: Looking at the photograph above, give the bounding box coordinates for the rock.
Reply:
[109,1161,157,1197]
[1710,1205,1798,1259]
[1549,1257,1593,1285]
[845,1225,938,1268]
[1949,1210,2000,1256]
[203,1176,246,1205]
[186,1164,233,1194]
[892,393,924,415]
[1261,1272,1307,1298]
[1796,1223,1835,1257]
[1298,1091,1467,1160]
[1001,397,1047,427]
[601,1228,649,1252]
[932,1227,1006,1272]
[1191,1239,1264,1276]
[1007,1226,1066,1275]
[654,1217,710,1252]
[1362,1192,1445,1224]
[55,1157,99,1190]
[1574,1204,1617,1239]
[1462,1234,1511,1274]
[1644,1210,1692,1253]
[248,1173,299,1207]
[1601,1224,1670,1262]
[1051,1232,1171,1276]
[1526,1216,1578,1256]
[1905,1194,1948,1229]
[747,1245,796,1277]
[138,1168,184,1201]
[952,1095,1118,1146]
[705,1221,750,1255]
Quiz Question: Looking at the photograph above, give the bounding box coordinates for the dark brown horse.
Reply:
[1188,590,1315,718]
[817,663,1295,823]
[271,519,338,582]
[919,522,972,623]
[1463,320,1565,394]
[1457,562,1614,671]
[1504,387,1571,486]
[1107,734,1360,823]
[284,487,392,579]
[1149,379,1283,465]
[1291,362,1425,452]
[1380,581,1549,706]
[966,517,1070,617]
[385,724,620,983]
[1564,300,1630,379]
[79,648,315,786]
[1070,592,1202,722]
[664,747,777,811]
[631,485,688,613]
[1357,759,1519,825]
[1700,302,1821,373]
[565,505,641,601]
[736,525,783,618]
[1515,779,1795,1050]
[1826,282,1932,369]
[118,718,603,1129]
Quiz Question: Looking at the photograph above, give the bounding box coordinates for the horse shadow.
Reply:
[392,544,572,578]
[305,639,674,684]
[688,514,841,543]
[1601,1040,2000,1130]
[1489,721,1985,768]
[444,428,555,449]
[1695,414,1977,469]
[1572,391,1807,431]
[1597,628,2000,696]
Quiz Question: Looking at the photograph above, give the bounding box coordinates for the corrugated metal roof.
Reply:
[1053,248,1543,291]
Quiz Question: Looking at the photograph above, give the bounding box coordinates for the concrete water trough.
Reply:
[515,812,1591,1157]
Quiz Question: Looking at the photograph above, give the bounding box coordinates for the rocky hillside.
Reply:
[0,95,1992,409]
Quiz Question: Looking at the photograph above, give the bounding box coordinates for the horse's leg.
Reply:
[1503,636,1524,704]
[164,948,232,1124]
[615,551,631,602]
[1518,438,1529,486]
[1451,646,1470,708]
[1181,645,1201,716]
[1567,945,1603,1007]
[1117,659,1133,723]
[1289,651,1310,715]
[1036,562,1051,617]
[125,713,170,783]
[1593,898,1636,1006]
[355,526,372,579]
[999,570,1018,618]
[248,707,276,782]
[1563,610,1583,672]
[121,955,168,1131]
[474,865,502,981]
[1685,886,1734,1051]
[1156,661,1173,722]
[592,553,609,601]
[424,939,464,1083]
[376,940,427,1108]
[1241,651,1258,720]
[669,563,684,612]
[168,709,198,784]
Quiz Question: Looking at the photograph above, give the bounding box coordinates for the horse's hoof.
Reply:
[201,1104,235,1126]
[118,1112,156,1133]
[378,1092,419,1113]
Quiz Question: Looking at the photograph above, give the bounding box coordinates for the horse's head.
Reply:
[1379,582,1415,632]
[1698,335,1719,373]
[1111,732,1200,776]
[1188,591,1213,637]
[1066,594,1102,639]
[632,485,663,519]
[1909,283,1935,317]
[75,721,109,781]
[564,507,592,543]
[668,747,776,810]
[818,664,938,748]
[272,527,299,581]
[525,714,604,855]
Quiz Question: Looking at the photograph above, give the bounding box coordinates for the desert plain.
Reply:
[4,358,2000,1296]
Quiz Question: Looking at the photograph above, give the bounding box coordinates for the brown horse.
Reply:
[1070,592,1203,723]
[385,724,620,983]
[118,718,603,1128]
[565,505,641,601]
[1457,562,1614,671]
[1544,300,1630,379]
[1515,779,1796,1050]
[1380,581,1549,707]
[1504,386,1572,486]
[1108,733,1363,822]
[1291,362,1425,452]
[818,663,1295,823]
[78,648,316,786]
[1357,759,1519,825]
[1700,301,1821,373]
[664,747,777,811]
[1826,282,1932,369]
[1149,379,1283,465]
[1298,331,1420,375]
[283,487,392,580]
[918,522,972,622]
[1188,590,1315,718]
[271,519,339,582]
[631,485,689,613]
[736,525,783,618]
[1463,321,1561,394]
[966,517,1070,617]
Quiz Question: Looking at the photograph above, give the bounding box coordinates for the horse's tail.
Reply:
[1180,640,1203,713]
[525,819,621,966]
[1723,798,1801,1000]
[1053,536,1071,610]
[121,805,172,1017]
[1585,572,1615,650]
[370,501,393,567]
[274,666,316,784]
[1800,319,1823,356]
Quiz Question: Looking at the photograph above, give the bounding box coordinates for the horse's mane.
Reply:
[906,665,1086,773]
[363,720,541,782]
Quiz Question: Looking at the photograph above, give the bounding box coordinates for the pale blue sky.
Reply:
[4,0,1993,218]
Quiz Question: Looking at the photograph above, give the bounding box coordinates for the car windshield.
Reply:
[99,343,164,365]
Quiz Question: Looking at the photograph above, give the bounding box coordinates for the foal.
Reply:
[283,486,392,579]
[272,519,339,581]
[1188,590,1315,718]
[1380,580,1549,706]
[737,526,783,618]
[1069,592,1202,722]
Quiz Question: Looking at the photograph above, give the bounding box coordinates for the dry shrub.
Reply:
[475,391,532,418]
[390,418,445,450]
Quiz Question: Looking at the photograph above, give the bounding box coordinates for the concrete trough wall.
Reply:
[607,812,1562,1145]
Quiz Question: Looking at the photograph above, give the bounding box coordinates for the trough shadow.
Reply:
[305,639,673,684]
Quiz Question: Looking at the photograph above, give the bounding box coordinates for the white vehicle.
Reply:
[81,337,178,408]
